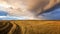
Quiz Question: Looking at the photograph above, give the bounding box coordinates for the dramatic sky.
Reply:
[0,0,60,20]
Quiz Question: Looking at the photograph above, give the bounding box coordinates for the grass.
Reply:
[9,20,60,34]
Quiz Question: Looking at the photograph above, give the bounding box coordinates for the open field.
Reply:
[0,20,60,34]
[10,20,60,34]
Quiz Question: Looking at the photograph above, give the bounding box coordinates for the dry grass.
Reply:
[9,20,60,34]
[0,20,60,34]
